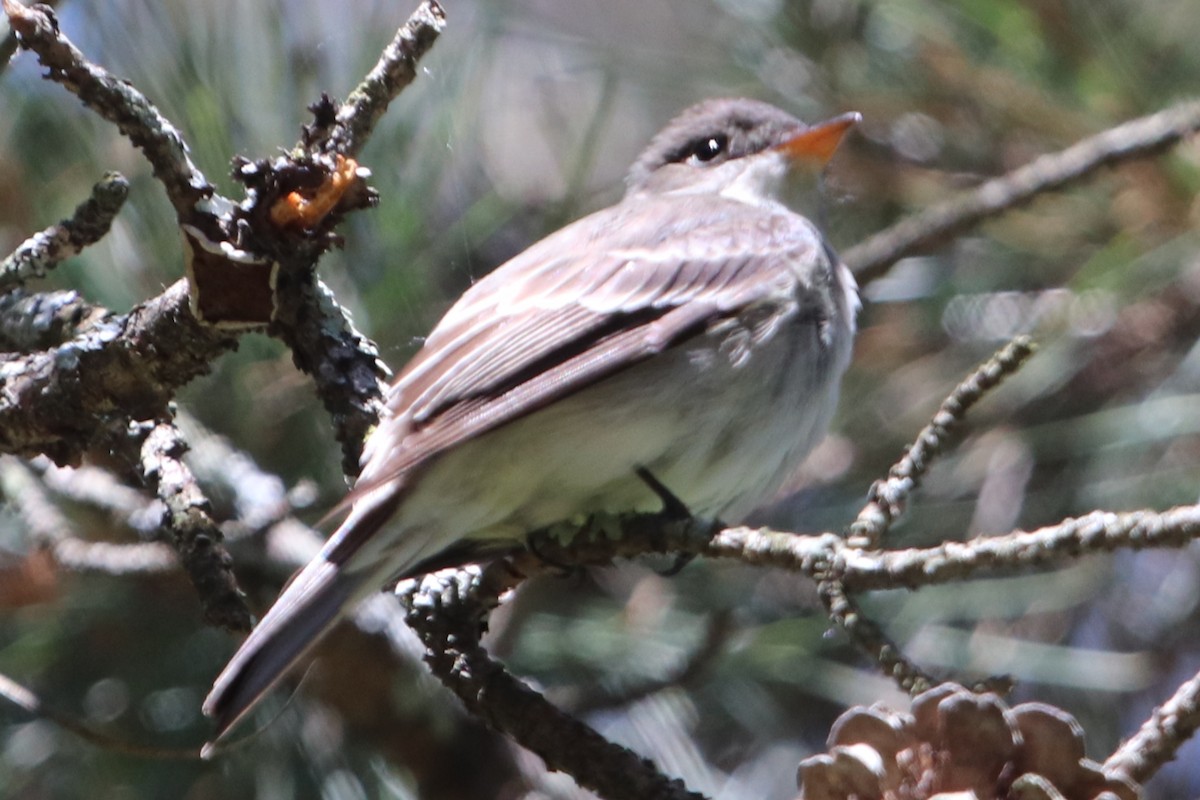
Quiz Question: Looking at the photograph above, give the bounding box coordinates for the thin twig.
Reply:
[834,505,1200,592]
[132,421,251,631]
[323,0,447,157]
[844,98,1200,283]
[3,0,216,219]
[816,575,936,695]
[817,571,1013,697]
[0,173,129,292]
[1106,667,1200,784]
[847,336,1037,548]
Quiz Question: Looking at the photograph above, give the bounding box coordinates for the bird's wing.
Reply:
[328,194,826,563]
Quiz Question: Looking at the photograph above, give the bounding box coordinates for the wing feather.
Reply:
[328,193,823,564]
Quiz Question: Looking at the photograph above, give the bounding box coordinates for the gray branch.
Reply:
[847,336,1035,548]
[1106,666,1200,785]
[4,1,217,220]
[0,279,237,465]
[401,561,709,800]
[322,0,447,157]
[0,289,106,352]
[133,420,251,631]
[0,173,129,292]
[833,505,1200,592]
[844,97,1200,283]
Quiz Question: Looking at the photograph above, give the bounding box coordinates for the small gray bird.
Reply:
[203,97,860,746]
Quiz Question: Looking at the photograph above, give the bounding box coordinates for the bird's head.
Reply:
[625,97,859,207]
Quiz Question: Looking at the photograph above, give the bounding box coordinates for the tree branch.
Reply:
[847,336,1036,548]
[401,559,709,800]
[320,0,446,157]
[0,172,129,292]
[844,97,1200,283]
[130,420,251,631]
[268,275,390,476]
[0,289,107,352]
[3,0,217,222]
[834,505,1200,592]
[0,279,236,464]
[1106,666,1200,785]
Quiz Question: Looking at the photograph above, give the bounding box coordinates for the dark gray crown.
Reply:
[626,98,805,191]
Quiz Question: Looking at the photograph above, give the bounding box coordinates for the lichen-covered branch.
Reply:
[1106,666,1200,785]
[3,1,216,221]
[815,574,937,695]
[318,0,446,157]
[835,505,1200,592]
[0,172,129,292]
[400,560,709,800]
[2,0,432,479]
[269,276,390,475]
[0,290,107,352]
[847,336,1036,548]
[0,279,237,466]
[132,420,251,631]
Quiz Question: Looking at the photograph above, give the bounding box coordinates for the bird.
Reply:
[203,97,861,747]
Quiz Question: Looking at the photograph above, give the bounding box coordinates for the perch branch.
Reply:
[834,505,1200,592]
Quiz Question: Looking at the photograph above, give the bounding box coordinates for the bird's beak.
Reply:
[774,112,861,166]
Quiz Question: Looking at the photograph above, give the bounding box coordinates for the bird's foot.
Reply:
[634,466,709,575]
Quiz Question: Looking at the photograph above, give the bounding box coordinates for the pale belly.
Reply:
[390,309,848,552]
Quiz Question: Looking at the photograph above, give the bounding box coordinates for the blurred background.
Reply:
[2,0,1200,797]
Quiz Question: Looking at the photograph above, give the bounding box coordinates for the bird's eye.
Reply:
[689,134,728,163]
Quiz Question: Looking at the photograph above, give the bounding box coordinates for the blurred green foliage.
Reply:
[2,0,1200,798]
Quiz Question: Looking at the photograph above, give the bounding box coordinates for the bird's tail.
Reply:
[201,557,359,754]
